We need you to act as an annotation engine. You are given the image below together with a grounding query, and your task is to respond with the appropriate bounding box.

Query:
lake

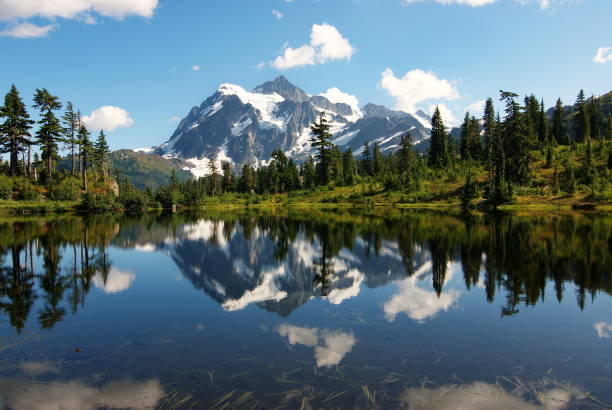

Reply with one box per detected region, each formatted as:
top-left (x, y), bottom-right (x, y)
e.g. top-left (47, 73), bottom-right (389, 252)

top-left (0, 209), bottom-right (610, 409)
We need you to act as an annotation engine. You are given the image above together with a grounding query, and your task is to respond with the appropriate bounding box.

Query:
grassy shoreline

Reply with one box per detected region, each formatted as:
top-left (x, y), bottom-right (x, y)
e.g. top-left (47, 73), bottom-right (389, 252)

top-left (0, 195), bottom-right (609, 214)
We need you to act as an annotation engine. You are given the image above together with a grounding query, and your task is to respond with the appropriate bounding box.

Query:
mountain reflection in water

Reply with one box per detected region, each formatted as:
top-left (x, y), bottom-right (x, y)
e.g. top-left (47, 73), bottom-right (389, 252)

top-left (0, 209), bottom-right (609, 409)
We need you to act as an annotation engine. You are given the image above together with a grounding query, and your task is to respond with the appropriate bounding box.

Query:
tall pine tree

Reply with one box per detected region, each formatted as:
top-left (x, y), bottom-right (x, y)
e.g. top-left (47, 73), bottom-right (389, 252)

top-left (62, 102), bottom-right (79, 176)
top-left (33, 88), bottom-right (62, 185)
top-left (309, 111), bottom-right (334, 185)
top-left (551, 98), bottom-right (567, 145)
top-left (428, 106), bottom-right (448, 168)
top-left (0, 85), bottom-right (33, 176)
top-left (574, 89), bottom-right (590, 142)
top-left (94, 130), bottom-right (110, 181)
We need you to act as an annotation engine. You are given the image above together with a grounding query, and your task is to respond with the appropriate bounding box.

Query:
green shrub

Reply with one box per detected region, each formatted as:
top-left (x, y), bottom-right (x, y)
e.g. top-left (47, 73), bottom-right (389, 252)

top-left (0, 175), bottom-right (13, 200)
top-left (49, 178), bottom-right (80, 201)
top-left (80, 192), bottom-right (117, 212)
top-left (13, 179), bottom-right (39, 201)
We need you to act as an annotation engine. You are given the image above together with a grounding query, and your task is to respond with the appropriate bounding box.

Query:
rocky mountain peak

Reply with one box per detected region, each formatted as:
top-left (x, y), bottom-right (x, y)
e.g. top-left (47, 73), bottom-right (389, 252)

top-left (254, 76), bottom-right (310, 102)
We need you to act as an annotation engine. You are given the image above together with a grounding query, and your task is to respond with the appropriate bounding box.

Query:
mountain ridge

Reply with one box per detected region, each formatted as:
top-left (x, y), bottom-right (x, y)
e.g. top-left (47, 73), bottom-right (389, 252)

top-left (151, 76), bottom-right (432, 176)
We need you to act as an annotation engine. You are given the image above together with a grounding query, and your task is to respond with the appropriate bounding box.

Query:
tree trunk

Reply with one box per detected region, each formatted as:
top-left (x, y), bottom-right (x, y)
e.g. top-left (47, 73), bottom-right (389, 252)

top-left (82, 159), bottom-right (88, 192)
top-left (9, 138), bottom-right (18, 177)
top-left (46, 154), bottom-right (52, 186)
top-left (71, 142), bottom-right (76, 176)
top-left (27, 143), bottom-right (31, 178)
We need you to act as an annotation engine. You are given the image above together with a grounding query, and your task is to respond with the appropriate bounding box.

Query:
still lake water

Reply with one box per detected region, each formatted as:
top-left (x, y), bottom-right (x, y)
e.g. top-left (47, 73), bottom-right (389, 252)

top-left (0, 209), bottom-right (610, 409)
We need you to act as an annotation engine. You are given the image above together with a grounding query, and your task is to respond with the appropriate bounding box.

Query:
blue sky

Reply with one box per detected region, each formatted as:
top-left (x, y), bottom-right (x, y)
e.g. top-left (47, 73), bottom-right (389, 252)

top-left (0, 0), bottom-right (610, 150)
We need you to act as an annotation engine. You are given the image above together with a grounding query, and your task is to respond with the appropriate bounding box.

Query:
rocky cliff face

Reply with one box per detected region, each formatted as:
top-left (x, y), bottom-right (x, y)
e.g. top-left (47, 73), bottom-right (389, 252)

top-left (154, 76), bottom-right (432, 177)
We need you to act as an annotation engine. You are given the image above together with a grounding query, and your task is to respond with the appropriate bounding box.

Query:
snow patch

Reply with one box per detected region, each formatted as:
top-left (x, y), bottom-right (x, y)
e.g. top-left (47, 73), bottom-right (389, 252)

top-left (218, 83), bottom-right (286, 130)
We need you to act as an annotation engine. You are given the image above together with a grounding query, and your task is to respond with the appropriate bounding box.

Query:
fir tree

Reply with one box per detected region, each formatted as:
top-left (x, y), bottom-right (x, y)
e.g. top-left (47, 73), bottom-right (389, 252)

top-left (208, 158), bottom-right (220, 195)
top-left (0, 85), bottom-right (33, 176)
top-left (78, 124), bottom-right (93, 191)
top-left (360, 141), bottom-right (372, 176)
top-left (309, 111), bottom-right (334, 185)
top-left (62, 102), bottom-right (79, 176)
top-left (551, 98), bottom-right (567, 145)
top-left (537, 98), bottom-right (548, 143)
top-left (287, 159), bottom-right (300, 191)
top-left (372, 142), bottom-right (383, 177)
top-left (574, 89), bottom-right (590, 142)
top-left (94, 130), bottom-right (110, 181)
top-left (460, 112), bottom-right (471, 161)
top-left (487, 113), bottom-right (509, 205)
top-left (398, 130), bottom-right (415, 187)
top-left (221, 161), bottom-right (234, 192)
top-left (303, 156), bottom-right (316, 189)
top-left (483, 98), bottom-right (496, 161)
top-left (428, 106), bottom-right (448, 168)
top-left (587, 95), bottom-right (604, 139)
top-left (33, 88), bottom-right (63, 185)
top-left (239, 164), bottom-right (256, 193)
top-left (342, 148), bottom-right (356, 186)
top-left (500, 90), bottom-right (532, 185)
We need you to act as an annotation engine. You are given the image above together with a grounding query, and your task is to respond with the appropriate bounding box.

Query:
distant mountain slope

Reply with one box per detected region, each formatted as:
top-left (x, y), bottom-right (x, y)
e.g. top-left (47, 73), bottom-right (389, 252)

top-left (109, 150), bottom-right (192, 189)
top-left (151, 76), bottom-right (432, 176)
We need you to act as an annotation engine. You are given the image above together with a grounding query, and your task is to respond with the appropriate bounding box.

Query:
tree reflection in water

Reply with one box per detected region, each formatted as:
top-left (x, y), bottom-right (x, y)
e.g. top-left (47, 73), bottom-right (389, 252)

top-left (0, 210), bottom-right (609, 331)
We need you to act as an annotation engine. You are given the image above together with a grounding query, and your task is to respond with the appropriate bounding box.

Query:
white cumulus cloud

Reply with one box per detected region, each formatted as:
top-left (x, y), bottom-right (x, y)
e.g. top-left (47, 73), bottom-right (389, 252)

top-left (0, 22), bottom-right (55, 38)
top-left (82, 106), bottom-right (134, 132)
top-left (593, 47), bottom-right (612, 64)
top-left (272, 9), bottom-right (283, 19)
top-left (191, 65), bottom-right (201, 71)
top-left (271, 23), bottom-right (355, 70)
top-left (465, 99), bottom-right (486, 116)
top-left (379, 68), bottom-right (460, 115)
top-left (0, 0), bottom-right (158, 21)
top-left (320, 87), bottom-right (361, 113)
top-left (0, 0), bottom-right (158, 38)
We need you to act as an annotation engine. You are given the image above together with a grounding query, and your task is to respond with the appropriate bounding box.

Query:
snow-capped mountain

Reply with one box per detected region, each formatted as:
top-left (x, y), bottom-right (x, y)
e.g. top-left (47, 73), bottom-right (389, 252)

top-left (155, 76), bottom-right (431, 177)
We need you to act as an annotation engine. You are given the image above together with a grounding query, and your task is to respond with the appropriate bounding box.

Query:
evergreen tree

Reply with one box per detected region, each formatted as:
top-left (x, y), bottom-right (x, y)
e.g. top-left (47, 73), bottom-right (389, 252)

top-left (342, 148), bottom-right (356, 186)
top-left (78, 124), bottom-right (93, 191)
top-left (551, 98), bottom-right (567, 145)
top-left (469, 116), bottom-right (482, 160)
top-left (574, 89), bottom-right (590, 142)
top-left (303, 156), bottom-right (316, 189)
top-left (360, 141), bottom-right (372, 176)
top-left (500, 90), bottom-right (532, 185)
top-left (428, 106), bottom-right (448, 168)
top-left (329, 145), bottom-right (344, 185)
top-left (483, 98), bottom-right (496, 161)
top-left (398, 130), bottom-right (415, 188)
top-left (239, 164), bottom-right (256, 193)
top-left (460, 112), bottom-right (471, 161)
top-left (537, 98), bottom-right (548, 143)
top-left (487, 113), bottom-right (510, 205)
top-left (94, 130), bottom-right (110, 181)
top-left (221, 161), bottom-right (234, 192)
top-left (372, 142), bottom-right (383, 177)
top-left (287, 159), bottom-right (300, 191)
top-left (580, 137), bottom-right (595, 185)
top-left (587, 95), bottom-right (604, 139)
top-left (33, 88), bottom-right (63, 185)
top-left (208, 158), bottom-right (220, 195)
top-left (0, 85), bottom-right (33, 176)
top-left (62, 102), bottom-right (79, 175)
top-left (309, 111), bottom-right (334, 185)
